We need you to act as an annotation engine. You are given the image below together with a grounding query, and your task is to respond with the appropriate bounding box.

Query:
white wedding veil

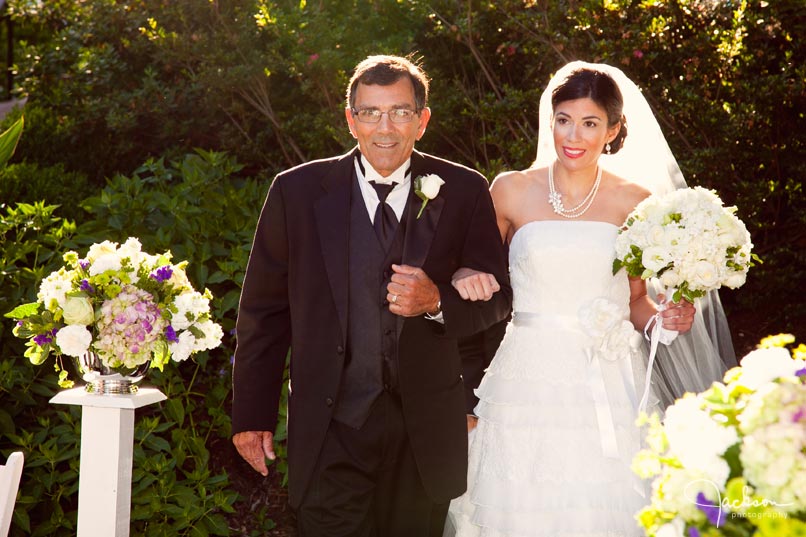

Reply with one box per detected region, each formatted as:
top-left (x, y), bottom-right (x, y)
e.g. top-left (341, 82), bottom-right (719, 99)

top-left (535, 61), bottom-right (737, 408)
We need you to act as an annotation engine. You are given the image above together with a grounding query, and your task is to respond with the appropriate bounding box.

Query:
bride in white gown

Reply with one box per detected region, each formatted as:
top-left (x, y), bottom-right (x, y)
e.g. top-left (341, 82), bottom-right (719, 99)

top-left (444, 63), bottom-right (720, 537)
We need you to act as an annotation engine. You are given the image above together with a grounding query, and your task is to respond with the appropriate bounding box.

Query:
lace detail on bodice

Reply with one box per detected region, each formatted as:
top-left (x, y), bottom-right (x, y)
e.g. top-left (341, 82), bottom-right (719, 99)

top-left (508, 220), bottom-right (629, 317)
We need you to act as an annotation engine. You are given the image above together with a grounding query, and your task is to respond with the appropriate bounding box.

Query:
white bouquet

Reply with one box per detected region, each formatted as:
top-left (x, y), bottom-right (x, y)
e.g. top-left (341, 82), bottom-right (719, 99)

top-left (6, 237), bottom-right (223, 387)
top-left (613, 186), bottom-right (755, 303)
top-left (633, 335), bottom-right (806, 537)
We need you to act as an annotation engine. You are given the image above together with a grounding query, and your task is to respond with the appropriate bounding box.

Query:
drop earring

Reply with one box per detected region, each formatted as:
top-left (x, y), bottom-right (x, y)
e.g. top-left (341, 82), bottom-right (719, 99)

top-left (605, 142), bottom-right (612, 154)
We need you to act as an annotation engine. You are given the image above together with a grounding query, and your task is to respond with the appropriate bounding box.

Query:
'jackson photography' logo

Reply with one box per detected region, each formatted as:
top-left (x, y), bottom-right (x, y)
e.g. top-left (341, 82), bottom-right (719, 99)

top-left (684, 479), bottom-right (794, 527)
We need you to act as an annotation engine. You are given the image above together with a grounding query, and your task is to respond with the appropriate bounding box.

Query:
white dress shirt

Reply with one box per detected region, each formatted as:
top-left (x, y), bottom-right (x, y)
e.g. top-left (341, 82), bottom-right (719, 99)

top-left (354, 155), bottom-right (411, 223)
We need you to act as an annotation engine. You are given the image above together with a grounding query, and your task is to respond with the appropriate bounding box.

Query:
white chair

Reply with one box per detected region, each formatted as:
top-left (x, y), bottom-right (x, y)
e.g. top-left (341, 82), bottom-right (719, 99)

top-left (0, 452), bottom-right (24, 537)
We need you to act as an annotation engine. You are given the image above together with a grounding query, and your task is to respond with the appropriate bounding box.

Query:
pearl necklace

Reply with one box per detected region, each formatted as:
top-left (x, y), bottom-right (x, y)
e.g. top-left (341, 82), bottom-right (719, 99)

top-left (547, 162), bottom-right (602, 219)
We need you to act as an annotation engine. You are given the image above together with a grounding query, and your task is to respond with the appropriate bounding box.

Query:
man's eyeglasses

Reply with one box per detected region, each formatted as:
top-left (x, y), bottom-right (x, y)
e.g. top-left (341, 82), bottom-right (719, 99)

top-left (351, 108), bottom-right (419, 124)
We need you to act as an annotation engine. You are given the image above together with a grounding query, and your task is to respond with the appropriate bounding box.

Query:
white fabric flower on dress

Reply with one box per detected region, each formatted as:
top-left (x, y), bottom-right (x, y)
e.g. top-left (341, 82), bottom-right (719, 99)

top-left (579, 297), bottom-right (622, 340)
top-left (579, 298), bottom-right (640, 361)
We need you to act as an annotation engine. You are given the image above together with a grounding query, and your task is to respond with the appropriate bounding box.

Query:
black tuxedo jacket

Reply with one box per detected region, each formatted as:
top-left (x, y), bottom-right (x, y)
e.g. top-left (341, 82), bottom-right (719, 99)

top-left (232, 148), bottom-right (512, 507)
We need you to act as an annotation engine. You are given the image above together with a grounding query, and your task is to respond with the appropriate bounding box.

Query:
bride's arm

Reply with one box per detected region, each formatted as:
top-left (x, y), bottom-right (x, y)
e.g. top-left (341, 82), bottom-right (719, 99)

top-left (628, 277), bottom-right (696, 334)
top-left (452, 268), bottom-right (501, 301)
top-left (451, 173), bottom-right (517, 301)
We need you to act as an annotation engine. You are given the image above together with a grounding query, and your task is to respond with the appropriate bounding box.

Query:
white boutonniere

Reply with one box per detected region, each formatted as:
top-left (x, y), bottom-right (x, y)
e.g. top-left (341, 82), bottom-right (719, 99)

top-left (414, 174), bottom-right (445, 219)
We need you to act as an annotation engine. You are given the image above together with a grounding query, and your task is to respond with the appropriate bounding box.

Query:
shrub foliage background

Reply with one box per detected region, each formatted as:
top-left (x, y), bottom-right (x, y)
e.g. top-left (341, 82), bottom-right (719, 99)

top-left (1, 0), bottom-right (803, 534)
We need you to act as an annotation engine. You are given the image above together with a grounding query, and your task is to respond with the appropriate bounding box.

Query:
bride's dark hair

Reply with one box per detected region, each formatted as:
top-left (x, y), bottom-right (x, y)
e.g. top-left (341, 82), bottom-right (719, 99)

top-left (551, 68), bottom-right (628, 153)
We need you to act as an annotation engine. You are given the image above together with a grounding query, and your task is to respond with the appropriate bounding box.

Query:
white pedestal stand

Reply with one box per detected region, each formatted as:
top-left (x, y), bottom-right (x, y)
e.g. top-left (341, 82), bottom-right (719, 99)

top-left (50, 387), bottom-right (167, 537)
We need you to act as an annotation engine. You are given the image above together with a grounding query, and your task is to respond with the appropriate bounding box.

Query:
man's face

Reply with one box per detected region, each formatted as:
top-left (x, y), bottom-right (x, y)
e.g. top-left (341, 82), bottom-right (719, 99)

top-left (345, 78), bottom-right (431, 177)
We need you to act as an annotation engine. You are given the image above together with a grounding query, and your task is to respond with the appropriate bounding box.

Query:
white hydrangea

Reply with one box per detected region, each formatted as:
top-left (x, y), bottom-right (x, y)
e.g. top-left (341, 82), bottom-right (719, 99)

top-left (663, 395), bottom-right (739, 488)
top-left (738, 380), bottom-right (806, 512)
top-left (168, 330), bottom-right (196, 362)
top-left (735, 347), bottom-right (802, 390)
top-left (88, 252), bottom-right (123, 276)
top-left (171, 291), bottom-right (211, 330)
top-left (652, 466), bottom-right (710, 522)
top-left (192, 319), bottom-right (224, 353)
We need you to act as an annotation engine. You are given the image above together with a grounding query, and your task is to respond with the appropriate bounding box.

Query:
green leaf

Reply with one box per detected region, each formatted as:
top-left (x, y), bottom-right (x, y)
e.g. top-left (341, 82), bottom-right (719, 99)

top-left (5, 301), bottom-right (41, 319)
top-left (0, 116), bottom-right (24, 167)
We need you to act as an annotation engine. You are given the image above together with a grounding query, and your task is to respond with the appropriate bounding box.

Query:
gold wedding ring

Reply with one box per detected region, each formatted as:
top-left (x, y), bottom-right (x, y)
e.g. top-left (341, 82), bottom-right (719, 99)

top-left (391, 294), bottom-right (398, 304)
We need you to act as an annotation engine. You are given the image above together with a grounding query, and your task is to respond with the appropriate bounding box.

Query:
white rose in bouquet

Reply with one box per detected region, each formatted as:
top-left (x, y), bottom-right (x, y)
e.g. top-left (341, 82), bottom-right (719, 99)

top-left (62, 296), bottom-right (95, 326)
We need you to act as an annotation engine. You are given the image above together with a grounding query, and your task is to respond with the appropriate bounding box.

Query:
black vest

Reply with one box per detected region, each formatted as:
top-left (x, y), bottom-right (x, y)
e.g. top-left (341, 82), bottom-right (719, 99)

top-left (332, 175), bottom-right (407, 428)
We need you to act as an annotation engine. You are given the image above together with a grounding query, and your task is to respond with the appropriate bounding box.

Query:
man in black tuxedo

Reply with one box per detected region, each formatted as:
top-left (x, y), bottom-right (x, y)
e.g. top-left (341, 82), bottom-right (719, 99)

top-left (231, 55), bottom-right (511, 536)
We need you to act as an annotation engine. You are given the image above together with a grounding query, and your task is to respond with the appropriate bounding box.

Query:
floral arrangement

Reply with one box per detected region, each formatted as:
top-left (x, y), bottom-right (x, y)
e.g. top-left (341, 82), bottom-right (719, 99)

top-left (633, 334), bottom-right (806, 537)
top-left (6, 237), bottom-right (223, 387)
top-left (613, 186), bottom-right (755, 303)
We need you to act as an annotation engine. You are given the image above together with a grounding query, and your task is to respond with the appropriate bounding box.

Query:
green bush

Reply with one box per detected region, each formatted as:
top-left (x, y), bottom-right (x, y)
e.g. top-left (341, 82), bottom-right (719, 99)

top-left (0, 161), bottom-right (92, 214)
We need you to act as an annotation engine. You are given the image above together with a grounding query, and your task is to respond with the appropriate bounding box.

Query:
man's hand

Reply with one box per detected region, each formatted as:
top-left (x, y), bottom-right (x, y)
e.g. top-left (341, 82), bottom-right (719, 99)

top-left (233, 430), bottom-right (275, 476)
top-left (466, 415), bottom-right (479, 433)
top-left (451, 267), bottom-right (500, 302)
top-left (387, 264), bottom-right (440, 317)
top-left (657, 294), bottom-right (696, 334)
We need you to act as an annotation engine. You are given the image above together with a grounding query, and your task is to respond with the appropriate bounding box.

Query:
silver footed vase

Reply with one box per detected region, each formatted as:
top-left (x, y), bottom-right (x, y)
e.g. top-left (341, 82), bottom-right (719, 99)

top-left (74, 352), bottom-right (150, 395)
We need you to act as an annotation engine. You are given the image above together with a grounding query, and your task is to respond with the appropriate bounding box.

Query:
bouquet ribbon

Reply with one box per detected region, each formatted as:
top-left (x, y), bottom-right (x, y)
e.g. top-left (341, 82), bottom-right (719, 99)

top-left (639, 294), bottom-right (679, 413)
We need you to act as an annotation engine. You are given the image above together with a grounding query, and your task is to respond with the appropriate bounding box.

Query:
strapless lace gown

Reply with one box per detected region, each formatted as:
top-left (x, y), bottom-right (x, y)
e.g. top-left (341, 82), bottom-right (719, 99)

top-left (447, 221), bottom-right (653, 537)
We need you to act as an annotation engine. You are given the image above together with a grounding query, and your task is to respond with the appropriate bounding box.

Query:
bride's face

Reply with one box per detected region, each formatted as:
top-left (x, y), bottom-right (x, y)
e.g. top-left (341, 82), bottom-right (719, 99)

top-left (552, 97), bottom-right (619, 171)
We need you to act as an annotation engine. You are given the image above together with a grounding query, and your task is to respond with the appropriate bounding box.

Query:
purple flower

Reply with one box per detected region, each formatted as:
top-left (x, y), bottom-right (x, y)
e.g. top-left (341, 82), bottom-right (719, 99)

top-left (696, 492), bottom-right (724, 527)
top-left (796, 367), bottom-right (806, 379)
top-left (794, 408), bottom-right (806, 423)
top-left (165, 325), bottom-right (178, 343)
top-left (79, 279), bottom-right (95, 293)
top-left (688, 528), bottom-right (700, 537)
top-left (150, 265), bottom-right (173, 283)
top-left (79, 259), bottom-right (90, 270)
top-left (33, 333), bottom-right (53, 346)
